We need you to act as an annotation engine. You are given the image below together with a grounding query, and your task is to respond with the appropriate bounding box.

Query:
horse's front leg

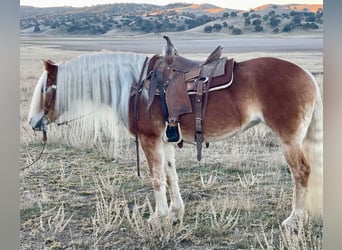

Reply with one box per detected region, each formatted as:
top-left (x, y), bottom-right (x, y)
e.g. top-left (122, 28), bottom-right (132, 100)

top-left (139, 135), bottom-right (169, 221)
top-left (164, 143), bottom-right (184, 224)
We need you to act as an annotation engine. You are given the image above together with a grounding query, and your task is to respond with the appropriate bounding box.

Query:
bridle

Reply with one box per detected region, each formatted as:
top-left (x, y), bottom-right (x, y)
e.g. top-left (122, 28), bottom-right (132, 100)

top-left (43, 84), bottom-right (57, 117)
top-left (21, 68), bottom-right (58, 171)
top-left (42, 66), bottom-right (58, 121)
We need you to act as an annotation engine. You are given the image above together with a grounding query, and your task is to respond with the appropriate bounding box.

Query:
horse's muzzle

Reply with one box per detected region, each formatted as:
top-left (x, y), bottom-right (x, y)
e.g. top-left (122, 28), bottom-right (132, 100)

top-left (29, 115), bottom-right (49, 132)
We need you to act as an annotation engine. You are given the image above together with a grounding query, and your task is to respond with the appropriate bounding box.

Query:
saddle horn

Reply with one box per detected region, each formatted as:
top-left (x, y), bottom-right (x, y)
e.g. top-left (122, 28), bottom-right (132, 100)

top-left (162, 36), bottom-right (179, 61)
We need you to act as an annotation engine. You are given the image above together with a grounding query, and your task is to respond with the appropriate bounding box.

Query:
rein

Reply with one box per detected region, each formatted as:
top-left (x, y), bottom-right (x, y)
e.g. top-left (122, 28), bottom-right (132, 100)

top-left (21, 131), bottom-right (47, 171)
top-left (135, 57), bottom-right (149, 177)
top-left (56, 112), bottom-right (94, 126)
top-left (22, 112), bottom-right (93, 171)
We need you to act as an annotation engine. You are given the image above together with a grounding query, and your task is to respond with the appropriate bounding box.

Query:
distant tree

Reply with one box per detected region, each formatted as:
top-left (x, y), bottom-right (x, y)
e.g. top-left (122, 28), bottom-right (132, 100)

top-left (273, 27), bottom-right (280, 33)
top-left (290, 10), bottom-right (296, 16)
top-left (222, 12), bottom-right (229, 18)
top-left (230, 11), bottom-right (238, 17)
top-left (134, 16), bottom-right (143, 24)
top-left (204, 25), bottom-right (212, 33)
top-left (232, 27), bottom-right (242, 35)
top-left (222, 21), bottom-right (228, 28)
top-left (268, 10), bottom-right (276, 16)
top-left (244, 19), bottom-right (251, 26)
top-left (34, 24), bottom-right (40, 32)
top-left (242, 12), bottom-right (249, 18)
top-left (282, 24), bottom-right (292, 32)
top-left (316, 8), bottom-right (323, 24)
top-left (251, 13), bottom-right (261, 19)
top-left (291, 14), bottom-right (302, 27)
top-left (176, 25), bottom-right (185, 31)
top-left (270, 18), bottom-right (281, 27)
top-left (155, 22), bottom-right (163, 32)
top-left (252, 19), bottom-right (262, 26)
top-left (316, 8), bottom-right (323, 19)
top-left (303, 22), bottom-right (319, 30)
top-left (213, 23), bottom-right (222, 31)
top-left (140, 19), bottom-right (153, 33)
top-left (282, 13), bottom-right (290, 19)
top-left (305, 15), bottom-right (316, 22)
top-left (254, 24), bottom-right (263, 32)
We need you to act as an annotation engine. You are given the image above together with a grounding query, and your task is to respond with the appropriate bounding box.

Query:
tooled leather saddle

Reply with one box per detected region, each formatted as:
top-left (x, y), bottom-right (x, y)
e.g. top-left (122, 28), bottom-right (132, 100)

top-left (134, 36), bottom-right (235, 161)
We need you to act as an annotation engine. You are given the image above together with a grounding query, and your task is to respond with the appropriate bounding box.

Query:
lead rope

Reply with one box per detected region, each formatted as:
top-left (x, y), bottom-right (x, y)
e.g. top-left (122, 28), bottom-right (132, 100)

top-left (21, 131), bottom-right (47, 171)
top-left (22, 111), bottom-right (94, 171)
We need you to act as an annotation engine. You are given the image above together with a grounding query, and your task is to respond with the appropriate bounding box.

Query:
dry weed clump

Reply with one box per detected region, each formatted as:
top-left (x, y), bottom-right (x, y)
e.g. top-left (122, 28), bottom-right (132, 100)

top-left (123, 196), bottom-right (194, 249)
top-left (253, 217), bottom-right (323, 250)
top-left (91, 187), bottom-right (123, 246)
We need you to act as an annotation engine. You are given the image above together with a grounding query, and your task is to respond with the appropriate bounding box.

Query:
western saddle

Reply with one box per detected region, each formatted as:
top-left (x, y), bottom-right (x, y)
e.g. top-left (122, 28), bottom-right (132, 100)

top-left (135, 36), bottom-right (234, 161)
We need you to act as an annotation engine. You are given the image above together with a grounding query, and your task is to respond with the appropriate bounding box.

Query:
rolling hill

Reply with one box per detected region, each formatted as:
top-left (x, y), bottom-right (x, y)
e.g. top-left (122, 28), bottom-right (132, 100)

top-left (20, 3), bottom-right (323, 36)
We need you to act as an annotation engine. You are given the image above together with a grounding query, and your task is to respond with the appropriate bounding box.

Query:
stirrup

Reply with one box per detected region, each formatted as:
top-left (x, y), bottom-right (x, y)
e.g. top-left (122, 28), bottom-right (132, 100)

top-left (163, 122), bottom-right (182, 144)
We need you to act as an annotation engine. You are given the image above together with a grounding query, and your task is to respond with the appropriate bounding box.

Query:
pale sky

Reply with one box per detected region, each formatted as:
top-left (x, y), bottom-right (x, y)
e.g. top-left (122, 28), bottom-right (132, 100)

top-left (20, 0), bottom-right (323, 11)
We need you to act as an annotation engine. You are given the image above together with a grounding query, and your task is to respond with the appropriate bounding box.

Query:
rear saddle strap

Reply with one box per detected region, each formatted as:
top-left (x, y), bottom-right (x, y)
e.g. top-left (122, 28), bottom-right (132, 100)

top-left (195, 58), bottom-right (221, 161)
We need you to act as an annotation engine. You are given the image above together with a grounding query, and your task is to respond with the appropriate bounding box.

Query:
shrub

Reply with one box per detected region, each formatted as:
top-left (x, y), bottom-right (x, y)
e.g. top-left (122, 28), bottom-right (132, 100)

top-left (204, 25), bottom-right (212, 33)
top-left (33, 24), bottom-right (40, 32)
top-left (282, 24), bottom-right (292, 32)
top-left (244, 19), bottom-right (251, 26)
top-left (270, 18), bottom-right (281, 27)
top-left (232, 27), bottom-right (242, 35)
top-left (252, 19), bottom-right (262, 26)
top-left (243, 12), bottom-right (249, 18)
top-left (255, 25), bottom-right (263, 32)
top-left (213, 23), bottom-right (222, 31)
top-left (303, 22), bottom-right (319, 30)
top-left (222, 12), bottom-right (229, 18)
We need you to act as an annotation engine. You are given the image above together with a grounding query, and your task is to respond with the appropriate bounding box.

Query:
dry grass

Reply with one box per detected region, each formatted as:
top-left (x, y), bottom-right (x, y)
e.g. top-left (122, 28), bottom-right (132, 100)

top-left (20, 37), bottom-right (323, 249)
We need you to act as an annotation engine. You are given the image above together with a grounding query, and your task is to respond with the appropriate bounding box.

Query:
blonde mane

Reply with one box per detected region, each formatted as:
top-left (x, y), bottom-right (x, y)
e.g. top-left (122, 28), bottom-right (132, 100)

top-left (56, 52), bottom-right (147, 123)
top-left (53, 51), bottom-right (148, 151)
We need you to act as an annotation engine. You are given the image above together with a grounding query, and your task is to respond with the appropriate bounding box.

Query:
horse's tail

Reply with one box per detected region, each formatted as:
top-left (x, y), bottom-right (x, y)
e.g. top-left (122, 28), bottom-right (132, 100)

top-left (303, 74), bottom-right (323, 216)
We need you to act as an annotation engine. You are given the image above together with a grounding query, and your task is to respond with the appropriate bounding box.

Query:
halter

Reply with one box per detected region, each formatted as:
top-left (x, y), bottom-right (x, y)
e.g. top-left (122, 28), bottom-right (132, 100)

top-left (22, 70), bottom-right (57, 170)
top-left (43, 84), bottom-right (57, 116)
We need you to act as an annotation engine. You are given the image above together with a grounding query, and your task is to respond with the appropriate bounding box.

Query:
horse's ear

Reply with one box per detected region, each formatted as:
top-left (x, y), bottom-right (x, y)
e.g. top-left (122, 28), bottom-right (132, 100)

top-left (42, 59), bottom-right (57, 72)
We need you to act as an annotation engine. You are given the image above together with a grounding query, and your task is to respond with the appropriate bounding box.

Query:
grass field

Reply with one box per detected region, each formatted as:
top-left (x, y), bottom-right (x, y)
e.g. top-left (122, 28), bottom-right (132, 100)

top-left (20, 36), bottom-right (323, 249)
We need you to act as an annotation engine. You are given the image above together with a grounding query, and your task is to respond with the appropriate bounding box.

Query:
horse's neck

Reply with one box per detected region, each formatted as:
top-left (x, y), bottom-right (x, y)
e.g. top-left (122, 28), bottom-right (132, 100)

top-left (55, 53), bottom-right (146, 124)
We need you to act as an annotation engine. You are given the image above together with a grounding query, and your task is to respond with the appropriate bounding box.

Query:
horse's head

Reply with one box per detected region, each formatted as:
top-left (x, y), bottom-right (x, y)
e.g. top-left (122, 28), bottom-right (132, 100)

top-left (28, 59), bottom-right (58, 132)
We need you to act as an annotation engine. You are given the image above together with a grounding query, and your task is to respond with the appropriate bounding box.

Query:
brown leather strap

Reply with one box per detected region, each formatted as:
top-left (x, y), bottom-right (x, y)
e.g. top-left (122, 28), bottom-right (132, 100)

top-left (135, 57), bottom-right (149, 177)
top-left (195, 78), bottom-right (204, 161)
top-left (194, 60), bottom-right (220, 161)
top-left (202, 59), bottom-right (221, 116)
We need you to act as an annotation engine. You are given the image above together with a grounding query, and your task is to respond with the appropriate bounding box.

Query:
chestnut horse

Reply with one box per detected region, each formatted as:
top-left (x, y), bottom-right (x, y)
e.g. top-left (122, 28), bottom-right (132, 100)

top-left (28, 45), bottom-right (322, 227)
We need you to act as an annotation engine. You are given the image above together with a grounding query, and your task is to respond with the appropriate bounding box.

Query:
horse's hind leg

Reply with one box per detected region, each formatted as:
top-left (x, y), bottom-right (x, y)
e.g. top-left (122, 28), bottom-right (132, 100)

top-left (139, 135), bottom-right (169, 221)
top-left (281, 143), bottom-right (310, 226)
top-left (164, 143), bottom-right (184, 224)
